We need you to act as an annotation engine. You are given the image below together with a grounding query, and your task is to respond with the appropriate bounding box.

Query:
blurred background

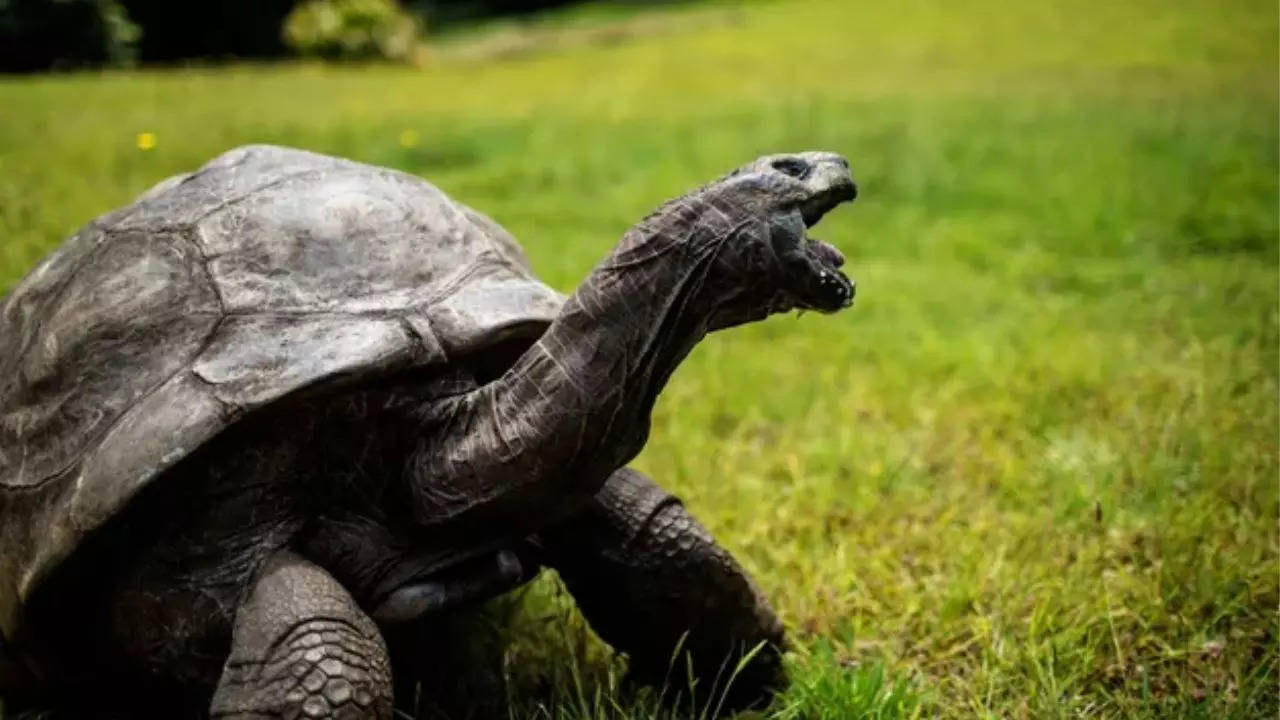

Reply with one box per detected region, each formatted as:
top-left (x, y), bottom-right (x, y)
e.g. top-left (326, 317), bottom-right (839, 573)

top-left (1, 0), bottom-right (588, 70)
top-left (0, 0), bottom-right (1276, 718)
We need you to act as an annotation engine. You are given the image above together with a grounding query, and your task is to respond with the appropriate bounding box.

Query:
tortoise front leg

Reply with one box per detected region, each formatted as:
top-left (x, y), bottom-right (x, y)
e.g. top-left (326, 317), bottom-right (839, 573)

top-left (538, 468), bottom-right (787, 712)
top-left (210, 549), bottom-right (393, 719)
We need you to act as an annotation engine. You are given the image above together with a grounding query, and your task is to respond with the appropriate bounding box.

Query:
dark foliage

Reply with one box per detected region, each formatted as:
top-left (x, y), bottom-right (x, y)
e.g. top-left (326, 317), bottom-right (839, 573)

top-left (0, 0), bottom-right (137, 72)
top-left (119, 0), bottom-right (297, 62)
top-left (0, 0), bottom-right (599, 71)
top-left (409, 0), bottom-right (580, 27)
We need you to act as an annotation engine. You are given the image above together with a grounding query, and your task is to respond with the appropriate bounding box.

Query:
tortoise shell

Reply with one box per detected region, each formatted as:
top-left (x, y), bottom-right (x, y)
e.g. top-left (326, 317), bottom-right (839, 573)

top-left (0, 145), bottom-right (564, 636)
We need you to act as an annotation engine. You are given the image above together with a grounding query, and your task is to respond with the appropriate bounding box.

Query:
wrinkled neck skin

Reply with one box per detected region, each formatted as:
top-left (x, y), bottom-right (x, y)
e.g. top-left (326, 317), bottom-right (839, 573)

top-left (410, 198), bottom-right (744, 534)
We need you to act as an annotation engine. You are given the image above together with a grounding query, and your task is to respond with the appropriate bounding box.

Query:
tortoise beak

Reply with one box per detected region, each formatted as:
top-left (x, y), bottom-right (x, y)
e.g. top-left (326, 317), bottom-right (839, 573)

top-left (799, 156), bottom-right (857, 228)
top-left (785, 155), bottom-right (857, 312)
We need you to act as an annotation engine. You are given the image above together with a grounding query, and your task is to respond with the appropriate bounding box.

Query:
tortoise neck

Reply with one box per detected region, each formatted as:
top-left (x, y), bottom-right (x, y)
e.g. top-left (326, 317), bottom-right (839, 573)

top-left (409, 202), bottom-right (733, 528)
top-left (505, 209), bottom-right (732, 475)
top-left (535, 225), bottom-right (723, 462)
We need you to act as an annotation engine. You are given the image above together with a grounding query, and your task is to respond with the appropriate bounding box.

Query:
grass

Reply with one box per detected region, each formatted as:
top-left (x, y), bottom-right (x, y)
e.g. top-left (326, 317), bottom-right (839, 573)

top-left (0, 0), bottom-right (1277, 717)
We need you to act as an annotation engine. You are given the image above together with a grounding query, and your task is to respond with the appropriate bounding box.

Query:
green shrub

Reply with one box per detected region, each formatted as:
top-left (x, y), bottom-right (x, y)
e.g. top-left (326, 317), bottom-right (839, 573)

top-left (282, 0), bottom-right (422, 62)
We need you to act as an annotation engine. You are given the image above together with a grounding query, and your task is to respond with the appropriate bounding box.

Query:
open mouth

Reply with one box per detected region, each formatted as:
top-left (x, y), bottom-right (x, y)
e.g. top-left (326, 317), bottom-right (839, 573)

top-left (782, 183), bottom-right (857, 313)
top-left (800, 180), bottom-right (857, 228)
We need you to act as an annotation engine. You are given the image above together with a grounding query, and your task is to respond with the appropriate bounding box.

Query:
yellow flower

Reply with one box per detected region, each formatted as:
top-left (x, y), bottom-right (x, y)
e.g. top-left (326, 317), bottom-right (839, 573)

top-left (398, 129), bottom-right (419, 148)
top-left (136, 132), bottom-right (157, 151)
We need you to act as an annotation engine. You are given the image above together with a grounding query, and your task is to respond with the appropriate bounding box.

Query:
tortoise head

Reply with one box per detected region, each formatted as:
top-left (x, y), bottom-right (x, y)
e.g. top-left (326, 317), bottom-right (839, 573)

top-left (686, 151), bottom-right (858, 329)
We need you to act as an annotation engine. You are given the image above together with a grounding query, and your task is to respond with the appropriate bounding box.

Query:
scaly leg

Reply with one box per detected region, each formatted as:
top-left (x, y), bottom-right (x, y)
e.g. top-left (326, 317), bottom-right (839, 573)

top-left (539, 467), bottom-right (787, 712)
top-left (210, 550), bottom-right (393, 719)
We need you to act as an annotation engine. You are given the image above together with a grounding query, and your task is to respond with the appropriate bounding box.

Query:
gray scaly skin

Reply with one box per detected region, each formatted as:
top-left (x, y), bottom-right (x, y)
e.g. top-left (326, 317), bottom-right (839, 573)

top-left (374, 151), bottom-right (856, 712)
top-left (405, 153), bottom-right (855, 538)
top-left (540, 468), bottom-right (790, 710)
top-left (4, 151), bottom-right (856, 718)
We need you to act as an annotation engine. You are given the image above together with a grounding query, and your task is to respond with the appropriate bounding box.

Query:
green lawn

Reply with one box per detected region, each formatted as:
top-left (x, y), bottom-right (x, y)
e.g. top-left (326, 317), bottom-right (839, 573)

top-left (1, 0), bottom-right (1277, 717)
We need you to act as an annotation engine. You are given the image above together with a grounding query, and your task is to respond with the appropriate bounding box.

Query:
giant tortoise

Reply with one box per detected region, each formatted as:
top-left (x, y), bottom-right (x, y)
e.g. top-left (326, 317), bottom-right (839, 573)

top-left (0, 145), bottom-right (856, 717)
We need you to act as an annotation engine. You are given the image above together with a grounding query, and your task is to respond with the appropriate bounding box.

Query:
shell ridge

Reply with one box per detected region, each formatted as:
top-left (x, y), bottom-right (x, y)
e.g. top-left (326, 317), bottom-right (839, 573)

top-left (183, 227), bottom-right (229, 315)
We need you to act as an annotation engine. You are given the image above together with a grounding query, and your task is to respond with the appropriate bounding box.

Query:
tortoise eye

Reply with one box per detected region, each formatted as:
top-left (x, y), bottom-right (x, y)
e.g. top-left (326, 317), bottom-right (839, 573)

top-left (771, 157), bottom-right (810, 179)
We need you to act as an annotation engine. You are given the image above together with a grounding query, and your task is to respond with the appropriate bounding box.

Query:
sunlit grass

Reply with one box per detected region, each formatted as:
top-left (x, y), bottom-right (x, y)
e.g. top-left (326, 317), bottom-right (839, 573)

top-left (0, 0), bottom-right (1276, 717)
